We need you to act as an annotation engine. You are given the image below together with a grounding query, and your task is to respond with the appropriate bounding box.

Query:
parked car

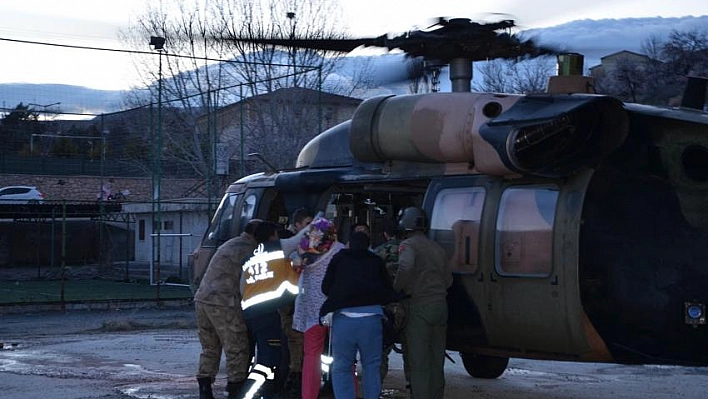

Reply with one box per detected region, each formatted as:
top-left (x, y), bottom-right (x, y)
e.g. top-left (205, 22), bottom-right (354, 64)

top-left (0, 186), bottom-right (45, 204)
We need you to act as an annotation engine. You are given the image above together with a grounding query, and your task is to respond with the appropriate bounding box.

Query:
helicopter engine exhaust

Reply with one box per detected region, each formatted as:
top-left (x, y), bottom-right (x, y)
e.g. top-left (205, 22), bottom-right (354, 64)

top-left (350, 93), bottom-right (629, 178)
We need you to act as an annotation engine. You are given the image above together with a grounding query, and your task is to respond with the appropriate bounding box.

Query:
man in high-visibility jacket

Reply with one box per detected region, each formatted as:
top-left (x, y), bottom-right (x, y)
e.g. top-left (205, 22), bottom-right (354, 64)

top-left (237, 221), bottom-right (301, 399)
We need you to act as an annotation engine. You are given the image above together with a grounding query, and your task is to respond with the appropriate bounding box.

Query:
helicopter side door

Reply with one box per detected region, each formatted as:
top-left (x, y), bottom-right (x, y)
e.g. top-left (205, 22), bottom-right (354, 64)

top-left (425, 176), bottom-right (492, 352)
top-left (483, 174), bottom-right (590, 356)
top-left (426, 172), bottom-right (591, 356)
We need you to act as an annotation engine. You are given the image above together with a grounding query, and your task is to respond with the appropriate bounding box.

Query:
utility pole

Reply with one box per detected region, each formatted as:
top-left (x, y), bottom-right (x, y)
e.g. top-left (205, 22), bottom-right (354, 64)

top-left (149, 35), bottom-right (166, 300)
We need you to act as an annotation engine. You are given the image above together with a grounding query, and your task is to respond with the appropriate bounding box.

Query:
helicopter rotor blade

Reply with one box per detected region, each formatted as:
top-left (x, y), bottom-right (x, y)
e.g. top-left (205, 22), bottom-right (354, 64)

top-left (228, 17), bottom-right (561, 93)
top-left (229, 17), bottom-right (559, 62)
top-left (229, 36), bottom-right (386, 53)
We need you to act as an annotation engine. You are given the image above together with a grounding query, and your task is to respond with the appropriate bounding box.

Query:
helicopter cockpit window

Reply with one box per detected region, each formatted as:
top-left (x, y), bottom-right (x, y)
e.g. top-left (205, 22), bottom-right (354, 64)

top-left (203, 193), bottom-right (240, 247)
top-left (495, 186), bottom-right (558, 277)
top-left (430, 187), bottom-right (486, 274)
top-left (240, 194), bottom-right (257, 225)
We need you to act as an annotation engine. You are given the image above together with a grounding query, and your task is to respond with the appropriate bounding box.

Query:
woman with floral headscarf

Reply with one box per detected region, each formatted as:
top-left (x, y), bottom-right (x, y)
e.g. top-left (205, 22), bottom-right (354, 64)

top-left (292, 217), bottom-right (345, 399)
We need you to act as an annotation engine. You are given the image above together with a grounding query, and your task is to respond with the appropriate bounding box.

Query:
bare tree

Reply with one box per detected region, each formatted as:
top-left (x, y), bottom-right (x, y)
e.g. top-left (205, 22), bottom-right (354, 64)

top-left (662, 29), bottom-right (708, 77)
top-left (641, 34), bottom-right (664, 61)
top-left (213, 0), bottom-right (365, 171)
top-left (509, 57), bottom-right (555, 94)
top-left (594, 56), bottom-right (648, 102)
top-left (596, 28), bottom-right (708, 105)
top-left (473, 57), bottom-right (554, 94)
top-left (118, 0), bottom-right (371, 186)
top-left (473, 59), bottom-right (510, 93)
top-left (117, 0), bottom-right (238, 189)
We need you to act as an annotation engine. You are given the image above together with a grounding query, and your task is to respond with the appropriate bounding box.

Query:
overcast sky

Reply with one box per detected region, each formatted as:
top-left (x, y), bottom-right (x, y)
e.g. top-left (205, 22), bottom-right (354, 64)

top-left (0, 0), bottom-right (707, 90)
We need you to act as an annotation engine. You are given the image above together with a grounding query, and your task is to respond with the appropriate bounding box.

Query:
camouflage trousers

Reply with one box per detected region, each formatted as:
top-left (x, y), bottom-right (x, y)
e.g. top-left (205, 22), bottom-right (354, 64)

top-left (278, 302), bottom-right (304, 372)
top-left (195, 301), bottom-right (250, 383)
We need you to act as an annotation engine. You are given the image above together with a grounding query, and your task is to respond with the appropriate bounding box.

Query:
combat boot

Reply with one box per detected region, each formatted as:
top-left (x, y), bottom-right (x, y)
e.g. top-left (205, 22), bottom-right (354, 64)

top-left (283, 371), bottom-right (302, 399)
top-left (226, 380), bottom-right (246, 399)
top-left (197, 377), bottom-right (215, 399)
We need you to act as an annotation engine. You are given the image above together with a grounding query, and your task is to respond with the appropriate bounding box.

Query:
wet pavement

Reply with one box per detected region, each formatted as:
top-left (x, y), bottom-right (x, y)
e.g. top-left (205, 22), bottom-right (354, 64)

top-left (0, 305), bottom-right (409, 399)
top-left (1, 305), bottom-right (708, 399)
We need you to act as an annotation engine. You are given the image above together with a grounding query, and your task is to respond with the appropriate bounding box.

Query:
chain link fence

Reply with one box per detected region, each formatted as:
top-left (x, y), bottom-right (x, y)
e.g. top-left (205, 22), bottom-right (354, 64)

top-left (0, 35), bottom-right (359, 306)
top-left (0, 199), bottom-right (213, 306)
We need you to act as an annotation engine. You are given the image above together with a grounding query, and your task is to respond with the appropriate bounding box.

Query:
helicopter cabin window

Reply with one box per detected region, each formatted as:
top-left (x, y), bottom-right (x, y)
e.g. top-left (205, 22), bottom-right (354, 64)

top-left (495, 186), bottom-right (558, 277)
top-left (203, 192), bottom-right (240, 247)
top-left (240, 194), bottom-right (257, 225)
top-left (430, 187), bottom-right (486, 274)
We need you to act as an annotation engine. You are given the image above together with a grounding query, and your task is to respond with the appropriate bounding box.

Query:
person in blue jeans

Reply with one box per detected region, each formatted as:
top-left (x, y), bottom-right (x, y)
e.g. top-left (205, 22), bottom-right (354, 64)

top-left (320, 231), bottom-right (404, 399)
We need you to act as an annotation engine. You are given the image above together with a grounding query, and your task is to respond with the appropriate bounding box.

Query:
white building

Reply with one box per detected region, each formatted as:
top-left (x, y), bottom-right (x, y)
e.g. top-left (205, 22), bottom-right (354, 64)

top-left (123, 199), bottom-right (212, 279)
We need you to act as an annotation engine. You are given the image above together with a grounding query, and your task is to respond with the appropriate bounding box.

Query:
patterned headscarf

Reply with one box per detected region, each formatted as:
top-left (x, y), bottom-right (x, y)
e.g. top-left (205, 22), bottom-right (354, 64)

top-left (298, 217), bottom-right (337, 265)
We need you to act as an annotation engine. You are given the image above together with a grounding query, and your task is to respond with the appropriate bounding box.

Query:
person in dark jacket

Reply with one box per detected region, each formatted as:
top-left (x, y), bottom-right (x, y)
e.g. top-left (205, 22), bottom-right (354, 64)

top-left (320, 231), bottom-right (403, 399)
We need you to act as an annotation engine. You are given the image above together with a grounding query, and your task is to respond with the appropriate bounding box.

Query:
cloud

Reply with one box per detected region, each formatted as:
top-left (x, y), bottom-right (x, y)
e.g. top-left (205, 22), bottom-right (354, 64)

top-left (522, 16), bottom-right (708, 68)
top-left (4, 15), bottom-right (707, 113)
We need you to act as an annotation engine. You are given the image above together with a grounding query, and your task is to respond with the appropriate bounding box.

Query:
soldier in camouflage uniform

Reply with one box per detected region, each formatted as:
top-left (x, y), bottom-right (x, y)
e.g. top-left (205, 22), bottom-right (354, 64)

top-left (373, 219), bottom-right (407, 382)
top-left (194, 219), bottom-right (262, 399)
top-left (374, 221), bottom-right (401, 278)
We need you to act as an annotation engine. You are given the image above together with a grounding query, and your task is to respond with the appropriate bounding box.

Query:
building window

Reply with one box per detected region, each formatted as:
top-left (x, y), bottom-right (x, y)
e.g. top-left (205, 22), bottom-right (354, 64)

top-left (164, 220), bottom-right (174, 230)
top-left (139, 219), bottom-right (145, 241)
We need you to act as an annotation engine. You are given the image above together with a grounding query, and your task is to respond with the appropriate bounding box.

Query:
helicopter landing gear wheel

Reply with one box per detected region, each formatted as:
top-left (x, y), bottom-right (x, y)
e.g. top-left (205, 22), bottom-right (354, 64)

top-left (459, 353), bottom-right (509, 379)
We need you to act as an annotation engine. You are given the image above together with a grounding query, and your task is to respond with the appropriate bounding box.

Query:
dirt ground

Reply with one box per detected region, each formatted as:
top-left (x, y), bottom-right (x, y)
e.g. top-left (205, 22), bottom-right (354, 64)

top-left (0, 262), bottom-right (176, 283)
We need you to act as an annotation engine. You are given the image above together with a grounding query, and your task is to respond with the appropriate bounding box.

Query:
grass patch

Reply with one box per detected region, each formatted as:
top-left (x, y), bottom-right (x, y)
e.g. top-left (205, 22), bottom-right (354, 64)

top-left (0, 280), bottom-right (193, 304)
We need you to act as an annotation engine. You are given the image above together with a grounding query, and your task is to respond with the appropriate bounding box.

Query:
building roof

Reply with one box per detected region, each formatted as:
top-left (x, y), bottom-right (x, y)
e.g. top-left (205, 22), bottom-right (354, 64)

top-left (247, 87), bottom-right (362, 105)
top-left (599, 50), bottom-right (650, 62)
top-left (213, 87), bottom-right (362, 117)
top-left (196, 86), bottom-right (363, 127)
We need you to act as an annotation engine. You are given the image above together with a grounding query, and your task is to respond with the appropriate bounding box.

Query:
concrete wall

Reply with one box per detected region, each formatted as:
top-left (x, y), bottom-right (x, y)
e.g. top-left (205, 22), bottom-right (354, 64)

top-left (0, 174), bottom-right (205, 202)
top-left (0, 220), bottom-right (131, 267)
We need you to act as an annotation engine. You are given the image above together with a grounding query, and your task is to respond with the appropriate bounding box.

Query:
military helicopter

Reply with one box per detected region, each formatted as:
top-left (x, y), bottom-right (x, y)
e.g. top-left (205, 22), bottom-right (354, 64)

top-left (189, 17), bottom-right (708, 379)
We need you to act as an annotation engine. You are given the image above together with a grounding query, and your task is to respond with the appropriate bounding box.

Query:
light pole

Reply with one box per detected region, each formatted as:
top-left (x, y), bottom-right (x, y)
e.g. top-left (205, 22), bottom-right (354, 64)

top-left (149, 36), bottom-right (165, 299)
top-left (287, 11), bottom-right (296, 87)
top-left (149, 36), bottom-right (165, 203)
